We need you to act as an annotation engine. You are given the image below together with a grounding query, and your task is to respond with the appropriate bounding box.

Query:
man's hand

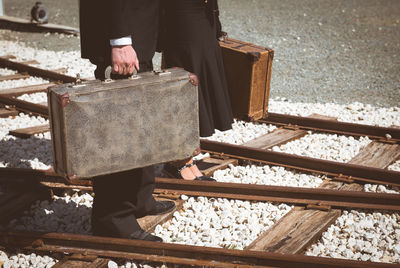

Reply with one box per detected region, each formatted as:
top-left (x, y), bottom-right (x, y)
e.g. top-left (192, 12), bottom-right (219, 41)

top-left (111, 45), bottom-right (140, 75)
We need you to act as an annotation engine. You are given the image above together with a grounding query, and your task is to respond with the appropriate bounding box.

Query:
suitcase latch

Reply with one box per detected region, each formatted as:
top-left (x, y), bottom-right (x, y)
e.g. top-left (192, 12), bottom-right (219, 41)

top-left (154, 70), bottom-right (171, 76)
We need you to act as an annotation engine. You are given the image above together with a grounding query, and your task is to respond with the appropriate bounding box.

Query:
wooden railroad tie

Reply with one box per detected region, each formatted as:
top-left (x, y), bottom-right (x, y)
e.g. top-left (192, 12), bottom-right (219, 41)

top-left (244, 119), bottom-right (399, 254)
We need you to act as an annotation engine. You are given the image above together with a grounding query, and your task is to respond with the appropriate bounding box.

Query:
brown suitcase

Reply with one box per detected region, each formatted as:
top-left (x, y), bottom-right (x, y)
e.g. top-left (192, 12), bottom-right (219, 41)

top-left (219, 37), bottom-right (274, 121)
top-left (48, 68), bottom-right (199, 179)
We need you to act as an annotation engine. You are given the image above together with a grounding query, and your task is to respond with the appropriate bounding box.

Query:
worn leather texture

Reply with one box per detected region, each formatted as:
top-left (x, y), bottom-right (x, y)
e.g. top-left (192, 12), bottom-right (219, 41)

top-left (219, 37), bottom-right (274, 121)
top-left (48, 69), bottom-right (199, 179)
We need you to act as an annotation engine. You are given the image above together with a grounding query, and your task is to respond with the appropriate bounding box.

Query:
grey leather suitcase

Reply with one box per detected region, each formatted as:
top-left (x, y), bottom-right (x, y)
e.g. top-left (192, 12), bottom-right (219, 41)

top-left (48, 68), bottom-right (199, 179)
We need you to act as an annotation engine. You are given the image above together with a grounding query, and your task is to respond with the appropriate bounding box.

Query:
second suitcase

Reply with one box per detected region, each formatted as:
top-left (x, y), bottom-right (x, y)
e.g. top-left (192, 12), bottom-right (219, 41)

top-left (48, 68), bottom-right (199, 179)
top-left (219, 37), bottom-right (274, 121)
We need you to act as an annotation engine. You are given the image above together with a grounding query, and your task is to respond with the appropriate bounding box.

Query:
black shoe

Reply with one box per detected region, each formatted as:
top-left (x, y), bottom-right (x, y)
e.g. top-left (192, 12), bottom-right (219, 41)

top-left (129, 229), bottom-right (163, 242)
top-left (147, 201), bottom-right (176, 216)
top-left (195, 175), bottom-right (216, 181)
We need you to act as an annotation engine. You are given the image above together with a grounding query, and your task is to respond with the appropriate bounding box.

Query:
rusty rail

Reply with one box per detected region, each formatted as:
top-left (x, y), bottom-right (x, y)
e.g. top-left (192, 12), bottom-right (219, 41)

top-left (0, 231), bottom-right (395, 267)
top-left (0, 167), bottom-right (91, 186)
top-left (1, 168), bottom-right (399, 212)
top-left (0, 56), bottom-right (77, 83)
top-left (0, 94), bottom-right (48, 117)
top-left (154, 178), bottom-right (400, 212)
top-left (201, 140), bottom-right (400, 187)
top-left (260, 113), bottom-right (400, 142)
top-left (0, 83), bottom-right (57, 97)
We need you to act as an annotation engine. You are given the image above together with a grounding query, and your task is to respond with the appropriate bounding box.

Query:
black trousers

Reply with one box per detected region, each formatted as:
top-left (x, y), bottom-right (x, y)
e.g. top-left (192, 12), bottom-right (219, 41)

top-left (91, 60), bottom-right (156, 238)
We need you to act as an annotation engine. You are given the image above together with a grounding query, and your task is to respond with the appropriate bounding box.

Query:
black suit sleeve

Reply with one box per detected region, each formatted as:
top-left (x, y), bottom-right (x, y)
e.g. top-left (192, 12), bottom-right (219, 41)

top-left (80, 0), bottom-right (159, 63)
top-left (109, 0), bottom-right (137, 39)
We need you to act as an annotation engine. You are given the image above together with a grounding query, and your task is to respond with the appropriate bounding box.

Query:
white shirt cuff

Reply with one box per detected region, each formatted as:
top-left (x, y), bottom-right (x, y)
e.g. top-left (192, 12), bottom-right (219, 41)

top-left (110, 36), bottom-right (132, 46)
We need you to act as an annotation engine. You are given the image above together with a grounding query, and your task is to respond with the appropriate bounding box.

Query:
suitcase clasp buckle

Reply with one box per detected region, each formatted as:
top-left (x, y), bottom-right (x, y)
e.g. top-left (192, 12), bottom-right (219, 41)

top-left (154, 70), bottom-right (171, 76)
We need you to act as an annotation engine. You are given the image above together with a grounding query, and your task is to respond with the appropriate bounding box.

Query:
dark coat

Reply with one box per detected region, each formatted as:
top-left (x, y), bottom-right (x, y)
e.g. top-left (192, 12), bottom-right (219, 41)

top-left (157, 0), bottom-right (224, 53)
top-left (79, 0), bottom-right (160, 64)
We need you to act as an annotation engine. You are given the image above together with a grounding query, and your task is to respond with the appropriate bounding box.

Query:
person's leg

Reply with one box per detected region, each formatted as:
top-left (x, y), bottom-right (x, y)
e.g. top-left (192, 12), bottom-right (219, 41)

top-left (91, 61), bottom-right (174, 240)
top-left (91, 168), bottom-right (161, 240)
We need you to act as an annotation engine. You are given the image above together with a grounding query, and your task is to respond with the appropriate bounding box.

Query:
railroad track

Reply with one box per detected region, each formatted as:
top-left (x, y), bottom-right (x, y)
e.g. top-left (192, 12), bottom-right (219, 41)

top-left (1, 56), bottom-right (400, 267)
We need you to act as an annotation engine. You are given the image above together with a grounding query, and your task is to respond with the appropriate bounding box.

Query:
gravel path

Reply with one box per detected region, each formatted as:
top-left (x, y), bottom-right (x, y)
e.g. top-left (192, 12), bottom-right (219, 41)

top-left (306, 210), bottom-right (400, 263)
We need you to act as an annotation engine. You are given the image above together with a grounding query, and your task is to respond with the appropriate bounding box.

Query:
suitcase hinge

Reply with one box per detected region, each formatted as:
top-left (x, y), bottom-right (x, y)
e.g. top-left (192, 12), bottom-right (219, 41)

top-left (58, 93), bottom-right (70, 107)
top-left (189, 73), bottom-right (199, 86)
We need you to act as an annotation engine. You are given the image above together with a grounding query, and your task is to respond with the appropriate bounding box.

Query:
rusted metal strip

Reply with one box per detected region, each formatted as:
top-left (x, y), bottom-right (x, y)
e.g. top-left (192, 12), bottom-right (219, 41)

top-left (52, 68), bottom-right (68, 74)
top-left (0, 83), bottom-right (57, 97)
top-left (0, 56), bottom-right (77, 83)
top-left (308, 113), bottom-right (338, 121)
top-left (0, 231), bottom-right (393, 267)
top-left (201, 140), bottom-right (400, 187)
top-left (0, 94), bottom-right (48, 117)
top-left (0, 167), bottom-right (92, 186)
top-left (260, 113), bottom-right (400, 141)
top-left (20, 60), bottom-right (40, 65)
top-left (1, 167), bottom-right (399, 211)
top-left (0, 72), bottom-right (30, 82)
top-left (9, 124), bottom-right (50, 138)
top-left (155, 178), bottom-right (400, 212)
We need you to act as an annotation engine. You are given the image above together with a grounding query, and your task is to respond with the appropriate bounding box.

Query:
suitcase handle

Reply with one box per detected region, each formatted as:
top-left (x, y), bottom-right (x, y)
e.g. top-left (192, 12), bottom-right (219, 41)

top-left (104, 66), bottom-right (139, 83)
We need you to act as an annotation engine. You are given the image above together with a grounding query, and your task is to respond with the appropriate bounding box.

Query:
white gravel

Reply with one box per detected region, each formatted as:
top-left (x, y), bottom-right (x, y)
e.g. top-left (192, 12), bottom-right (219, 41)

top-left (0, 113), bottom-right (48, 136)
top-left (118, 261), bottom-right (167, 268)
top-left (0, 40), bottom-right (95, 79)
top-left (0, 77), bottom-right (48, 91)
top-left (153, 196), bottom-right (293, 250)
top-left (364, 184), bottom-right (400, 195)
top-left (269, 98), bottom-right (400, 128)
top-left (205, 119), bottom-right (277, 145)
top-left (17, 92), bottom-right (48, 104)
top-left (271, 133), bottom-right (372, 163)
top-left (213, 164), bottom-right (325, 188)
top-left (0, 68), bottom-right (16, 76)
top-left (306, 210), bottom-right (400, 263)
top-left (388, 160), bottom-right (400, 172)
top-left (0, 251), bottom-right (58, 268)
